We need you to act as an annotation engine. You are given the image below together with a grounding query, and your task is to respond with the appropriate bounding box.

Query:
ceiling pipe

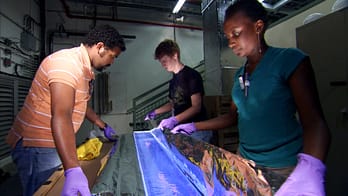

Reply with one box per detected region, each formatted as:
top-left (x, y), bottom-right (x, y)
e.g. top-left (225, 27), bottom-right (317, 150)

top-left (60, 0), bottom-right (202, 31)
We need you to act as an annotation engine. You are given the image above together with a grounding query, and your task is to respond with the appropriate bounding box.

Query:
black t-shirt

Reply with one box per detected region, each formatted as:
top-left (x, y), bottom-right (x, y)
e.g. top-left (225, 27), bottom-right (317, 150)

top-left (169, 66), bottom-right (207, 123)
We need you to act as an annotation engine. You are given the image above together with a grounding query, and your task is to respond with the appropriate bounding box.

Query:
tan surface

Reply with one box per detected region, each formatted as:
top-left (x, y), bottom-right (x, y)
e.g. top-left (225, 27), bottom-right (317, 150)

top-left (34, 142), bottom-right (113, 196)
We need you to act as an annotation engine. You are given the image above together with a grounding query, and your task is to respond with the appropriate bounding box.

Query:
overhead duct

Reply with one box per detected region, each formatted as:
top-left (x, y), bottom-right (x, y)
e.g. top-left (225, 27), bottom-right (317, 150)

top-left (60, 0), bottom-right (203, 30)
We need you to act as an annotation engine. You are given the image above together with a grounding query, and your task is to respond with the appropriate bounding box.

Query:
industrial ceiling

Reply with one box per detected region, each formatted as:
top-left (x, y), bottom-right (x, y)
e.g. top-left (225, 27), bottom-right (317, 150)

top-left (61, 0), bottom-right (325, 30)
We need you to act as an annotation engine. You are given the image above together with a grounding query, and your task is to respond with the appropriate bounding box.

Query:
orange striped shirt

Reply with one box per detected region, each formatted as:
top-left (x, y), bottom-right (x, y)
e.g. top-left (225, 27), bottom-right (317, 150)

top-left (6, 44), bottom-right (95, 148)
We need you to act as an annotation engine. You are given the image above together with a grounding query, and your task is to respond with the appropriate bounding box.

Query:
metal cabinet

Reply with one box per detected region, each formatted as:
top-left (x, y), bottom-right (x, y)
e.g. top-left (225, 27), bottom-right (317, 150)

top-left (296, 7), bottom-right (348, 196)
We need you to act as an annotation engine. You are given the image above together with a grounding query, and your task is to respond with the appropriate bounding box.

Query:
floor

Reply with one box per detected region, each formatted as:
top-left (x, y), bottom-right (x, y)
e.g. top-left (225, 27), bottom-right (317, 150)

top-left (0, 174), bottom-right (22, 195)
top-left (0, 164), bottom-right (22, 196)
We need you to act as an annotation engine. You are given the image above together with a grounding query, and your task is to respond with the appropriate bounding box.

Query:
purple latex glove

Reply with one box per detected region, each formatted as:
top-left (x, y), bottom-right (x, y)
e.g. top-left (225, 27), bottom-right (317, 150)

top-left (275, 153), bottom-right (326, 196)
top-left (62, 167), bottom-right (90, 196)
top-left (158, 116), bottom-right (178, 130)
top-left (109, 141), bottom-right (118, 156)
top-left (101, 124), bottom-right (117, 141)
top-left (144, 110), bottom-right (156, 121)
top-left (171, 122), bottom-right (197, 135)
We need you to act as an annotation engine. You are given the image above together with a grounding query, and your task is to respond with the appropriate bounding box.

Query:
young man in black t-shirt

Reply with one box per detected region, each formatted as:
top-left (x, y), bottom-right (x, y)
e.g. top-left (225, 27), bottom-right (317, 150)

top-left (144, 39), bottom-right (212, 143)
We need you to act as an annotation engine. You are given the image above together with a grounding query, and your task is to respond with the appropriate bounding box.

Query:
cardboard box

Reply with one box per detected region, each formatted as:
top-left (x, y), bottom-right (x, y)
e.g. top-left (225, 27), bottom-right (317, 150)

top-left (34, 142), bottom-right (113, 195)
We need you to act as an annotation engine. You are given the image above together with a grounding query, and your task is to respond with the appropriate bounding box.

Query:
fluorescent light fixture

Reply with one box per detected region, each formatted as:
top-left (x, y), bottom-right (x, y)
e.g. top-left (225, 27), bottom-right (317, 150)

top-left (172, 0), bottom-right (186, 14)
top-left (258, 0), bottom-right (289, 10)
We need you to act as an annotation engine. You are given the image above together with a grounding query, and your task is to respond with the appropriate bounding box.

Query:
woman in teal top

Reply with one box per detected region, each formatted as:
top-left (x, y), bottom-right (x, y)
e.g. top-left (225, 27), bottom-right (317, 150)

top-left (171, 0), bottom-right (331, 195)
top-left (233, 47), bottom-right (305, 168)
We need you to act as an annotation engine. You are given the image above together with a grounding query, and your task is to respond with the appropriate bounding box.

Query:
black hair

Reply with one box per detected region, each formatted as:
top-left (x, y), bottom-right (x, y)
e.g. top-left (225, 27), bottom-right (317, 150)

top-left (83, 24), bottom-right (126, 51)
top-left (225, 0), bottom-right (269, 29)
top-left (154, 39), bottom-right (180, 60)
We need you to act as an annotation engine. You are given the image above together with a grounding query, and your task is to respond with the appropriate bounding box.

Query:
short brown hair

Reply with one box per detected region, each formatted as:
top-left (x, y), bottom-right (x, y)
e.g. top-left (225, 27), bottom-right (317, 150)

top-left (154, 39), bottom-right (180, 60)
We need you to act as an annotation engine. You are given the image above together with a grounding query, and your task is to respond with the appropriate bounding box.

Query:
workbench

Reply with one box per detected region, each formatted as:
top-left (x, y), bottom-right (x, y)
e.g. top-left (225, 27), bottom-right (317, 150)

top-left (93, 129), bottom-right (271, 195)
top-left (35, 129), bottom-right (271, 195)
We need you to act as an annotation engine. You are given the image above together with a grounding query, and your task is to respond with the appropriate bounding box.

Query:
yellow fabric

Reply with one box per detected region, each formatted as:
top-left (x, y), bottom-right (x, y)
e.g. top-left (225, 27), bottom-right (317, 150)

top-left (77, 138), bottom-right (103, 161)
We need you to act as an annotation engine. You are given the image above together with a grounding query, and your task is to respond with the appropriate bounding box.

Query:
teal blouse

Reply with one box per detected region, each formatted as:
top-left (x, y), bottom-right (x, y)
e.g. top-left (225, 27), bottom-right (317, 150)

top-left (232, 46), bottom-right (306, 168)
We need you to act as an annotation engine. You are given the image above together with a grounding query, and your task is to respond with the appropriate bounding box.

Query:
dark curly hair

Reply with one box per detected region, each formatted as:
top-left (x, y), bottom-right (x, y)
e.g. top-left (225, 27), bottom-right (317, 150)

top-left (154, 39), bottom-right (180, 60)
top-left (224, 0), bottom-right (269, 29)
top-left (83, 24), bottom-right (126, 51)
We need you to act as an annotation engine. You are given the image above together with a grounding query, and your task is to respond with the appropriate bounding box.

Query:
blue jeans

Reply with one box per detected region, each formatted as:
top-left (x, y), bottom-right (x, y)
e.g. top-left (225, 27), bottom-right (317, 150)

top-left (11, 139), bottom-right (62, 196)
top-left (191, 130), bottom-right (213, 143)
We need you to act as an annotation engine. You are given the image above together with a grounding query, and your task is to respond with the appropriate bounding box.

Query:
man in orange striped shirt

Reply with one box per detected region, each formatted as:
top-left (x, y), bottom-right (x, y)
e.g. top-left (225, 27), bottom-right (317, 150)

top-left (6, 24), bottom-right (126, 196)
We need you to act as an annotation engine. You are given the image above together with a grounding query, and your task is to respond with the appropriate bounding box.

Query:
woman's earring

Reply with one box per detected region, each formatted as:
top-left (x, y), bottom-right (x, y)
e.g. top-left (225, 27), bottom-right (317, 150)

top-left (257, 32), bottom-right (262, 54)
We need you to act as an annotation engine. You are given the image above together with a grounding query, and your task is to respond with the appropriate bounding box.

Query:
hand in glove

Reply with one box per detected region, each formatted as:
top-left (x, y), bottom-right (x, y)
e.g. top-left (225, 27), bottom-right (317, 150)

top-left (62, 167), bottom-right (91, 196)
top-left (144, 110), bottom-right (156, 121)
top-left (158, 116), bottom-right (178, 130)
top-left (275, 153), bottom-right (326, 196)
top-left (100, 124), bottom-right (117, 141)
top-left (170, 122), bottom-right (197, 135)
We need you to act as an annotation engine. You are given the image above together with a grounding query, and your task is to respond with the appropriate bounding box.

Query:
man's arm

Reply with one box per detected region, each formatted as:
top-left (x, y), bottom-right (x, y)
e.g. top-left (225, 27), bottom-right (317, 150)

top-left (85, 106), bottom-right (106, 129)
top-left (157, 94), bottom-right (203, 130)
top-left (50, 82), bottom-right (79, 170)
top-left (175, 93), bottom-right (202, 123)
top-left (50, 82), bottom-right (91, 195)
top-left (85, 105), bottom-right (117, 141)
top-left (154, 102), bottom-right (173, 115)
